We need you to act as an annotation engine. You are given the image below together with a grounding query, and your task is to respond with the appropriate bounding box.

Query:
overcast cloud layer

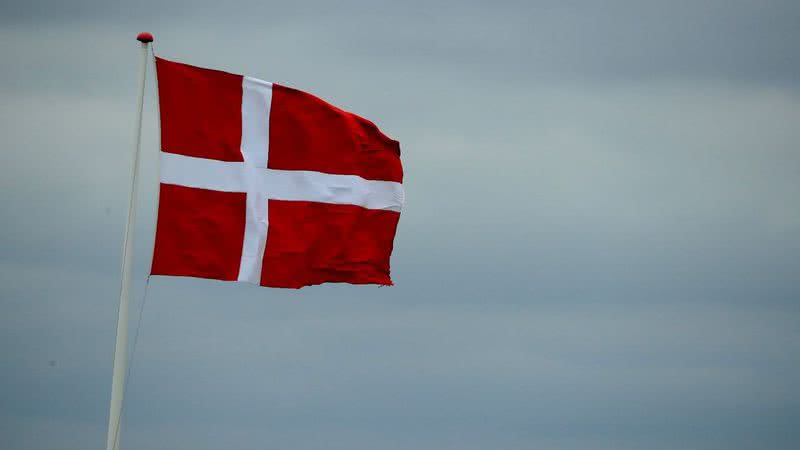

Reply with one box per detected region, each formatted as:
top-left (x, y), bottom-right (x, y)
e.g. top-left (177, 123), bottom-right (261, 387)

top-left (1, 1), bottom-right (799, 449)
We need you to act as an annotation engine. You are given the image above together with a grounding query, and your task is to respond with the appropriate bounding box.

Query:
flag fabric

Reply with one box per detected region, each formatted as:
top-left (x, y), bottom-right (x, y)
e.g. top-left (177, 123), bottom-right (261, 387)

top-left (150, 57), bottom-right (404, 288)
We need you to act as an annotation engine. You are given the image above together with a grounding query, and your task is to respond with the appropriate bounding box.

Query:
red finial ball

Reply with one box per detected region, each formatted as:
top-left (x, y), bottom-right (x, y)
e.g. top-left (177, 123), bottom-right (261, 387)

top-left (136, 32), bottom-right (154, 43)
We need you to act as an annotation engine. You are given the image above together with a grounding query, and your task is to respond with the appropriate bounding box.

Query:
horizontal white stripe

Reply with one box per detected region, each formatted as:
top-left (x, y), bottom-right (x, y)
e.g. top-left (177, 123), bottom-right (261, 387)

top-left (160, 152), bottom-right (404, 212)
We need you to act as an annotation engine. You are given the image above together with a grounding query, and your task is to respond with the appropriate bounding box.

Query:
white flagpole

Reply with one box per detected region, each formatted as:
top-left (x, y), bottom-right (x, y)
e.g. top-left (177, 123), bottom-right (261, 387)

top-left (105, 31), bottom-right (153, 450)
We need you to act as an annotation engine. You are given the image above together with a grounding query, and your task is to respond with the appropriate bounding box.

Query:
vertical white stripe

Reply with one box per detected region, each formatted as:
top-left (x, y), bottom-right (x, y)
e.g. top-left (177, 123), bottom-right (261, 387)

top-left (237, 77), bottom-right (273, 284)
top-left (240, 77), bottom-right (272, 167)
top-left (238, 191), bottom-right (269, 284)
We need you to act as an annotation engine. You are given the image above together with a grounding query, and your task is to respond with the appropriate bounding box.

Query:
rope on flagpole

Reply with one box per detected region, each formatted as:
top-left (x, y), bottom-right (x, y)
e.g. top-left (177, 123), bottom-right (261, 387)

top-left (108, 275), bottom-right (152, 450)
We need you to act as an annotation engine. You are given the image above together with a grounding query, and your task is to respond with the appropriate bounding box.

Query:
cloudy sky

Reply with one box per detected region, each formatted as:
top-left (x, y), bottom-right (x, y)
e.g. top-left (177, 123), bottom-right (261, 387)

top-left (1, 1), bottom-right (799, 449)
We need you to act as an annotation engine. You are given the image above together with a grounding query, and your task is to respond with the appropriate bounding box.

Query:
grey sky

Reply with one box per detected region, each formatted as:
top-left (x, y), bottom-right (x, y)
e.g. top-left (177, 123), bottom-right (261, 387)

top-left (1, 1), bottom-right (799, 449)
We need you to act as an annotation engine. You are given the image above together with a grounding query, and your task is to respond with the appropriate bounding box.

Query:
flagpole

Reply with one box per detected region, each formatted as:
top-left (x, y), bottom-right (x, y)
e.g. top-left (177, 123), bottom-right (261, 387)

top-left (105, 31), bottom-right (153, 450)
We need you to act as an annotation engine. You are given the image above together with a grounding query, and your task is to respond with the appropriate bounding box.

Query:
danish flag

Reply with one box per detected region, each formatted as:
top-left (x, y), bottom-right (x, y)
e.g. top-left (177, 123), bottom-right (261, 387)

top-left (150, 58), bottom-right (404, 288)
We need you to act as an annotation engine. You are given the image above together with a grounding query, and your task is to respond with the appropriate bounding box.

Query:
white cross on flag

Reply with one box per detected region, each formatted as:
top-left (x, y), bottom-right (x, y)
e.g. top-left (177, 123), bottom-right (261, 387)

top-left (151, 57), bottom-right (404, 288)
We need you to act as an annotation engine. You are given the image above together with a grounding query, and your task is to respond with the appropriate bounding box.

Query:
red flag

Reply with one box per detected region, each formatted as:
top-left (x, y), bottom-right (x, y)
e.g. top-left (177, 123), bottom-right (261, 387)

top-left (150, 57), bottom-right (404, 288)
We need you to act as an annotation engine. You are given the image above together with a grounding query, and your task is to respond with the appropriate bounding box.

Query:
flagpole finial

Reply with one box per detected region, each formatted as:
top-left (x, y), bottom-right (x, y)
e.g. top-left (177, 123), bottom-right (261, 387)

top-left (136, 32), bottom-right (154, 43)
